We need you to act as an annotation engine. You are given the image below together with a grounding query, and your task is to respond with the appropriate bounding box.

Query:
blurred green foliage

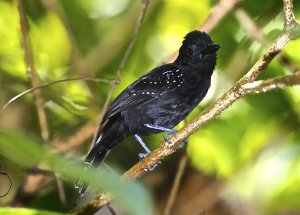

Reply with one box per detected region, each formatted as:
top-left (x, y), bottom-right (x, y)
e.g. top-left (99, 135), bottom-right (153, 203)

top-left (0, 208), bottom-right (64, 215)
top-left (0, 0), bottom-right (300, 214)
top-left (0, 130), bottom-right (152, 215)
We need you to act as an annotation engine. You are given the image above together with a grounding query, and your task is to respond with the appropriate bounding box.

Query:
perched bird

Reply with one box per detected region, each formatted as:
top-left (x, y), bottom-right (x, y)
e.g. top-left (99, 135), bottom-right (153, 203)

top-left (75, 30), bottom-right (220, 196)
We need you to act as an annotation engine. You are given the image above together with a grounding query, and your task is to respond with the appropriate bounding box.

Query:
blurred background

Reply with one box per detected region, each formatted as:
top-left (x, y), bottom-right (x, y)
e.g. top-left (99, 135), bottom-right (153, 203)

top-left (0, 0), bottom-right (300, 214)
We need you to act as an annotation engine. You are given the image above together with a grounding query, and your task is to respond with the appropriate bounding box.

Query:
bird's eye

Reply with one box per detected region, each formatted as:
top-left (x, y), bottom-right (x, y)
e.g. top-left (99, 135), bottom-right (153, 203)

top-left (186, 46), bottom-right (194, 56)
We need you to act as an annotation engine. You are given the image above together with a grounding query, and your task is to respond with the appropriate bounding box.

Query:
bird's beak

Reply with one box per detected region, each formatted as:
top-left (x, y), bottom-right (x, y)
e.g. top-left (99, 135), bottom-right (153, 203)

top-left (201, 43), bottom-right (220, 55)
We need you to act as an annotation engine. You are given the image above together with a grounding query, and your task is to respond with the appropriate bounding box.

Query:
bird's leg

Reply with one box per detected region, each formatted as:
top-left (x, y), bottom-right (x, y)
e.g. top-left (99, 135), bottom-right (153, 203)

top-left (144, 123), bottom-right (188, 148)
top-left (134, 134), bottom-right (161, 171)
top-left (134, 134), bottom-right (151, 158)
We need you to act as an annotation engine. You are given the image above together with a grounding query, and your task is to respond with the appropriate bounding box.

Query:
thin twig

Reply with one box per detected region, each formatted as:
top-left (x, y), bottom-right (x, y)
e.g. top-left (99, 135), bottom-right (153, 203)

top-left (163, 154), bottom-right (188, 215)
top-left (73, 1), bottom-right (150, 214)
top-left (52, 121), bottom-right (97, 152)
top-left (13, 0), bottom-right (51, 207)
top-left (91, 0), bottom-right (150, 144)
top-left (55, 173), bottom-right (67, 207)
top-left (0, 77), bottom-right (116, 113)
top-left (17, 0), bottom-right (49, 141)
top-left (234, 8), bottom-right (263, 41)
top-left (242, 71), bottom-right (300, 94)
top-left (240, 33), bottom-right (291, 84)
top-left (200, 0), bottom-right (240, 33)
top-left (167, 0), bottom-right (240, 62)
top-left (234, 8), bottom-right (299, 73)
top-left (283, 0), bottom-right (297, 29)
top-left (283, 0), bottom-right (300, 36)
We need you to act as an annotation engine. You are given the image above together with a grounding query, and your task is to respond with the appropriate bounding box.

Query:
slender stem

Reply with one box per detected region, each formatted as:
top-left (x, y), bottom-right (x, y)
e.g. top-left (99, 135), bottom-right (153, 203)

top-left (0, 77), bottom-right (116, 113)
top-left (242, 71), bottom-right (300, 94)
top-left (17, 0), bottom-right (49, 141)
top-left (74, 2), bottom-right (150, 214)
top-left (163, 154), bottom-right (188, 215)
top-left (91, 0), bottom-right (150, 145)
top-left (200, 0), bottom-right (240, 32)
top-left (283, 0), bottom-right (296, 29)
top-left (240, 33), bottom-right (291, 84)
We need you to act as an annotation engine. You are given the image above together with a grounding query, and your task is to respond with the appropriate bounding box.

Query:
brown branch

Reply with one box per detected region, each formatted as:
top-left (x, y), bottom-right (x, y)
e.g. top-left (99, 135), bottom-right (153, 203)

top-left (241, 33), bottom-right (291, 83)
top-left (17, 0), bottom-right (49, 141)
top-left (200, 0), bottom-right (240, 33)
top-left (283, 0), bottom-right (300, 37)
top-left (53, 121), bottom-right (97, 152)
top-left (75, 192), bottom-right (112, 215)
top-left (242, 71), bottom-right (300, 94)
top-left (13, 0), bottom-right (51, 207)
top-left (91, 0), bottom-right (150, 145)
top-left (163, 154), bottom-right (188, 215)
top-left (234, 8), bottom-right (263, 41)
top-left (234, 7), bottom-right (299, 73)
top-left (73, 2), bottom-right (149, 214)
top-left (55, 173), bottom-right (67, 207)
top-left (283, 0), bottom-right (297, 29)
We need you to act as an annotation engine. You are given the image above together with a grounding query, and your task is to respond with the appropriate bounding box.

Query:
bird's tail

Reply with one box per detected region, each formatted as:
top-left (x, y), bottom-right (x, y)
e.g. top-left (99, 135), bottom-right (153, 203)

top-left (75, 115), bottom-right (129, 197)
top-left (74, 146), bottom-right (110, 197)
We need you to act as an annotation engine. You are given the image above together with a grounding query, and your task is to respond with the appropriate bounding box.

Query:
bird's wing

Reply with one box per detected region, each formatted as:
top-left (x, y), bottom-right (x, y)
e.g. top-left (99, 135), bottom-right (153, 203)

top-left (104, 64), bottom-right (183, 120)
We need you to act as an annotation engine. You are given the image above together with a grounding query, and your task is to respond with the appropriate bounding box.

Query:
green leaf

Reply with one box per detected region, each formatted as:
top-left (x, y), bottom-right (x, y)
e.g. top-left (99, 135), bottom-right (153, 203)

top-left (0, 130), bottom-right (152, 215)
top-left (0, 208), bottom-right (65, 215)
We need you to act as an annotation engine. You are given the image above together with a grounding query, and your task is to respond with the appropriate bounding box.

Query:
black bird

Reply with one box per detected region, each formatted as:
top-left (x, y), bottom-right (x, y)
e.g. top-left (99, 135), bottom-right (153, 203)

top-left (75, 30), bottom-right (220, 196)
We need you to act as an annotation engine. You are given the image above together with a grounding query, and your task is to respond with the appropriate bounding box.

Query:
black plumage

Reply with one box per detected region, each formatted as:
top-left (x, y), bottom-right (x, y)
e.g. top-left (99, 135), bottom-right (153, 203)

top-left (76, 30), bottom-right (220, 196)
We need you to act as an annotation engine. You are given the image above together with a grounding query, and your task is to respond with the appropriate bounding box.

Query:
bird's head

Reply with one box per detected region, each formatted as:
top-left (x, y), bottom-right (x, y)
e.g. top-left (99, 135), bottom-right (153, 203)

top-left (176, 30), bottom-right (220, 74)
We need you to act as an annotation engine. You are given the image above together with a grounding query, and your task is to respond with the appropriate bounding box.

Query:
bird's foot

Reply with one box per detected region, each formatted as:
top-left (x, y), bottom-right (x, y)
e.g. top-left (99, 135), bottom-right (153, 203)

top-left (134, 134), bottom-right (161, 171)
top-left (144, 124), bottom-right (188, 147)
top-left (138, 152), bottom-right (161, 171)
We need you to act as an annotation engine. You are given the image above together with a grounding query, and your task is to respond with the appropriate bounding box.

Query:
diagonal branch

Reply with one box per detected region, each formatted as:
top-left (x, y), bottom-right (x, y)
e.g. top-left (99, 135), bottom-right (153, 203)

top-left (200, 0), bottom-right (240, 33)
top-left (121, 0), bottom-right (300, 181)
top-left (91, 0), bottom-right (150, 145)
top-left (240, 33), bottom-right (291, 84)
top-left (17, 0), bottom-right (49, 141)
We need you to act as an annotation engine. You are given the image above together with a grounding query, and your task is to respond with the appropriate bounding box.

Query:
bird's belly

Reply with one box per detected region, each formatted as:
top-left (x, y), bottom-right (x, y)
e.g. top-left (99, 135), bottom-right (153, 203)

top-left (121, 96), bottom-right (194, 136)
